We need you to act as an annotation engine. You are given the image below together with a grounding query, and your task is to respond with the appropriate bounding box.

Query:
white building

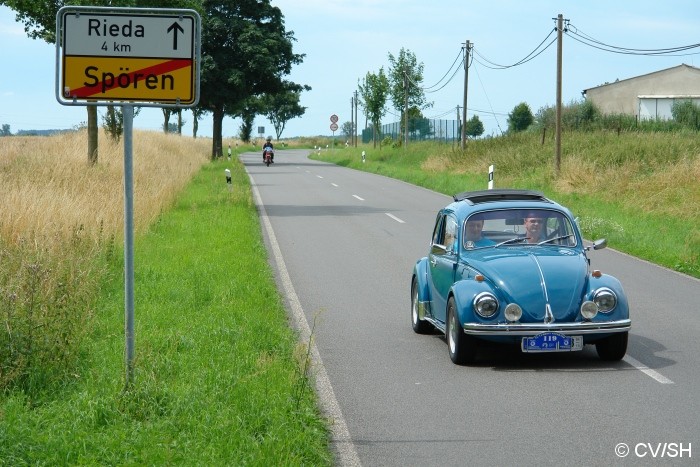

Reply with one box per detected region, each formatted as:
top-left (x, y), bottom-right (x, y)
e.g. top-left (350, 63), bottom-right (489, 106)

top-left (582, 64), bottom-right (700, 120)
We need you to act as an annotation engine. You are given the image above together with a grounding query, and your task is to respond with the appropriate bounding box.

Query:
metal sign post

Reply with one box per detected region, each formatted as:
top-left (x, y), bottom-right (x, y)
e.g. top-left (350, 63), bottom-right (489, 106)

top-left (56, 6), bottom-right (201, 387)
top-left (330, 114), bottom-right (338, 152)
top-left (123, 105), bottom-right (135, 382)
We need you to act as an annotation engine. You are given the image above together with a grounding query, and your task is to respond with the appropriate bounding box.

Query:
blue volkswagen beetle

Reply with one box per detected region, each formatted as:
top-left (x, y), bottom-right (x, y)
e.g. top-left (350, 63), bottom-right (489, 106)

top-left (411, 189), bottom-right (630, 364)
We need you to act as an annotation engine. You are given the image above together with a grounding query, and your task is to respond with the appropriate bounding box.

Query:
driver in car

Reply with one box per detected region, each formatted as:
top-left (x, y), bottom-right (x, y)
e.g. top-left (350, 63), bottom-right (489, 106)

top-left (523, 214), bottom-right (547, 243)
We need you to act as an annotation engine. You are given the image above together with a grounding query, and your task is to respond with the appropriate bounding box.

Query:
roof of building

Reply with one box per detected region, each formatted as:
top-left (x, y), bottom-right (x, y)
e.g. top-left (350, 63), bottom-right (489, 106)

top-left (582, 63), bottom-right (700, 94)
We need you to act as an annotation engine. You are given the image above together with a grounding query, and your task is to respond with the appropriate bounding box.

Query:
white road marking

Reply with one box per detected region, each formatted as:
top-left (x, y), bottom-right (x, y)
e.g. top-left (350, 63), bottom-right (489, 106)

top-left (624, 355), bottom-right (674, 384)
top-left (352, 195), bottom-right (364, 201)
top-left (247, 173), bottom-right (362, 467)
top-left (385, 213), bottom-right (405, 223)
top-left (331, 183), bottom-right (339, 187)
top-left (317, 175), bottom-right (324, 179)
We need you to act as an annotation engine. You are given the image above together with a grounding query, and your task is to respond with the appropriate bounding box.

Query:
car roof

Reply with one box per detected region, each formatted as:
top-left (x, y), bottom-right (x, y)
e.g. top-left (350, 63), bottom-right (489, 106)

top-left (453, 189), bottom-right (549, 204)
top-left (445, 189), bottom-right (571, 219)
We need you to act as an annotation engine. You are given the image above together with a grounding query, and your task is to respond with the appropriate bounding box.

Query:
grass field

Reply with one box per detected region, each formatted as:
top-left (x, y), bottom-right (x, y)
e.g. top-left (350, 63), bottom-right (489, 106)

top-left (312, 130), bottom-right (700, 278)
top-left (0, 131), bottom-right (332, 465)
top-left (2, 127), bottom-right (698, 464)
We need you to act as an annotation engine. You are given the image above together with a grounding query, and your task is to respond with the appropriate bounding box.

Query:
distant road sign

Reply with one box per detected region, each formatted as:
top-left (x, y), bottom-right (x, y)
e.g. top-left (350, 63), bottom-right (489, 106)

top-left (330, 122), bottom-right (339, 131)
top-left (56, 6), bottom-right (200, 107)
top-left (330, 114), bottom-right (339, 123)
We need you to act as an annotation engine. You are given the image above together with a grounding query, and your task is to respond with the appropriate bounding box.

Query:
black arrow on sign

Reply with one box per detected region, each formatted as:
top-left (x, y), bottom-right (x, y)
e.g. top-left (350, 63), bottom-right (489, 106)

top-left (167, 21), bottom-right (185, 50)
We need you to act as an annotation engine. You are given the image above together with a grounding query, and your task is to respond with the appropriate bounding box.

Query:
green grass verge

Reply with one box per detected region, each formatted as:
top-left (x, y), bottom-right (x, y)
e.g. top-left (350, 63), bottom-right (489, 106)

top-left (0, 157), bottom-right (332, 466)
top-left (313, 133), bottom-right (699, 278)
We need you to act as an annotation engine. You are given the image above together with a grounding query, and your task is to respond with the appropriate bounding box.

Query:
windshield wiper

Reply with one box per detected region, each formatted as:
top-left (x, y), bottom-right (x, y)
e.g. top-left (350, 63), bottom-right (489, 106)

top-left (537, 234), bottom-right (574, 246)
top-left (495, 236), bottom-right (527, 247)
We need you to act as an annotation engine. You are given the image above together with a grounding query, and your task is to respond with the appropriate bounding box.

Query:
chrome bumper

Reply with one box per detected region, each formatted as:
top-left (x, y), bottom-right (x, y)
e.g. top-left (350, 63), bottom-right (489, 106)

top-left (463, 319), bottom-right (631, 336)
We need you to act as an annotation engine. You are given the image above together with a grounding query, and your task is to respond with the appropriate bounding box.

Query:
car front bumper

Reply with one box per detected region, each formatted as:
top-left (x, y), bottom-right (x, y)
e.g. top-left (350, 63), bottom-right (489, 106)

top-left (462, 319), bottom-right (631, 336)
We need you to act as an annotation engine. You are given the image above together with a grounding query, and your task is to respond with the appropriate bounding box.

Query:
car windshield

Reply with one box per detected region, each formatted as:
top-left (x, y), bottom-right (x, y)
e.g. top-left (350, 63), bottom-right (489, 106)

top-left (462, 208), bottom-right (577, 249)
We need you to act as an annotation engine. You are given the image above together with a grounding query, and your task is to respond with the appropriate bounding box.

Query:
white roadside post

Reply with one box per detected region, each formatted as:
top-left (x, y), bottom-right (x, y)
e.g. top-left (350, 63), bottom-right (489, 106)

top-left (488, 164), bottom-right (495, 189)
top-left (225, 168), bottom-right (232, 191)
top-left (362, 150), bottom-right (366, 163)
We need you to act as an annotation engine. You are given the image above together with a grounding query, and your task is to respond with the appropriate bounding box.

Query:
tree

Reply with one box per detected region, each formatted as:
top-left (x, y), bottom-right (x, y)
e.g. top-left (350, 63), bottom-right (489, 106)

top-left (508, 102), bottom-right (534, 133)
top-left (465, 115), bottom-right (484, 139)
top-left (341, 121), bottom-right (353, 141)
top-left (239, 113), bottom-right (254, 143)
top-left (162, 109), bottom-right (173, 133)
top-left (191, 107), bottom-right (205, 138)
top-left (262, 83), bottom-right (310, 140)
top-left (103, 106), bottom-right (123, 141)
top-left (199, 0), bottom-right (306, 159)
top-left (406, 106), bottom-right (431, 140)
top-left (387, 48), bottom-right (431, 139)
top-left (1, 0), bottom-right (199, 163)
top-left (672, 100), bottom-right (700, 128)
top-left (1, 124), bottom-right (11, 136)
top-left (358, 69), bottom-right (389, 148)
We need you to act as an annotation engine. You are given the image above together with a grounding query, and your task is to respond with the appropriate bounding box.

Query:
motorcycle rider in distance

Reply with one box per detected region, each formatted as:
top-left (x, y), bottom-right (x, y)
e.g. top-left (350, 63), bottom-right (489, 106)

top-left (262, 136), bottom-right (274, 163)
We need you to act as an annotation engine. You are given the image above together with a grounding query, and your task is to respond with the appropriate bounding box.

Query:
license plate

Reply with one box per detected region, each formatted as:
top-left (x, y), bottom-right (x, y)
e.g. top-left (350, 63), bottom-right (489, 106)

top-left (521, 332), bottom-right (583, 353)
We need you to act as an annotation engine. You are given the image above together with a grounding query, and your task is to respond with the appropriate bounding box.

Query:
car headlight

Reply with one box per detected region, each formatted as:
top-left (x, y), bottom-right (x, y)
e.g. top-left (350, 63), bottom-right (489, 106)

top-left (473, 292), bottom-right (499, 318)
top-left (504, 303), bottom-right (522, 322)
top-left (593, 287), bottom-right (617, 313)
top-left (580, 300), bottom-right (598, 320)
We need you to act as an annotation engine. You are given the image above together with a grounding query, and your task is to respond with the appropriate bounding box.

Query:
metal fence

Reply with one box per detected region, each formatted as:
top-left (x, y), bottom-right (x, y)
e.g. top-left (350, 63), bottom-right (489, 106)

top-left (361, 119), bottom-right (460, 144)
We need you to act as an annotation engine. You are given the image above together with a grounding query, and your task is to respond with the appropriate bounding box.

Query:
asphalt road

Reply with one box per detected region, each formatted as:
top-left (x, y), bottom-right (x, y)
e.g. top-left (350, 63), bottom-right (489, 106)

top-left (242, 149), bottom-right (699, 466)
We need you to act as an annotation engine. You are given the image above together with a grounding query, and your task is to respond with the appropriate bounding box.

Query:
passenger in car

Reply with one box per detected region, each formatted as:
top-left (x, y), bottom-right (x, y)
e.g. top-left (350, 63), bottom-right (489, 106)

top-left (464, 219), bottom-right (495, 247)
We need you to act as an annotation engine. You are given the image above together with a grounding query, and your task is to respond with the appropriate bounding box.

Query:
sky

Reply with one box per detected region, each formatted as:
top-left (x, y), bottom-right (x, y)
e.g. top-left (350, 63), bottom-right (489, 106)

top-left (1, 1), bottom-right (699, 139)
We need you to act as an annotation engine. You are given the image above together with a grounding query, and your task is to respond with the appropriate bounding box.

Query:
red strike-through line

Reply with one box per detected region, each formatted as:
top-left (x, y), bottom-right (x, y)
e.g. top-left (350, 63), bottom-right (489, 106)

top-left (68, 59), bottom-right (191, 97)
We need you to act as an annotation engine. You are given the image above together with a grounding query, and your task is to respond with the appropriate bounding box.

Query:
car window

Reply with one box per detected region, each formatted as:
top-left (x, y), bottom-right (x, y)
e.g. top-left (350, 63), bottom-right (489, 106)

top-left (444, 216), bottom-right (458, 252)
top-left (432, 213), bottom-right (445, 246)
top-left (466, 209), bottom-right (578, 247)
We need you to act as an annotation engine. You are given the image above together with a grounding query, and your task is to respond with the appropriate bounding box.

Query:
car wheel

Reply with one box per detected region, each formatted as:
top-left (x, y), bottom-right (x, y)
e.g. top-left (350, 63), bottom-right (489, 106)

top-left (446, 297), bottom-right (477, 364)
top-left (595, 332), bottom-right (628, 361)
top-left (411, 278), bottom-right (432, 334)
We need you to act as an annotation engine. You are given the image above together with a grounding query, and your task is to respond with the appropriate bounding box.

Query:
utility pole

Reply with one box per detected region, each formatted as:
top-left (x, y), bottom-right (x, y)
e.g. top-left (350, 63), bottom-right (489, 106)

top-left (354, 90), bottom-right (358, 146)
top-left (404, 69), bottom-right (409, 147)
top-left (456, 105), bottom-right (461, 149)
top-left (461, 40), bottom-right (471, 150)
top-left (555, 14), bottom-right (564, 174)
top-left (350, 95), bottom-right (354, 148)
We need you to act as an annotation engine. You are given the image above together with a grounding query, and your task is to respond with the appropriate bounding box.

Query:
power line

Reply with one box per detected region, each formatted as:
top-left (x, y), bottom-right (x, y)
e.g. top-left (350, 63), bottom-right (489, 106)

top-left (406, 50), bottom-right (465, 93)
top-left (471, 60), bottom-right (504, 134)
top-left (425, 107), bottom-right (458, 119)
top-left (565, 24), bottom-right (700, 56)
top-left (420, 49), bottom-right (464, 90)
top-left (472, 28), bottom-right (557, 69)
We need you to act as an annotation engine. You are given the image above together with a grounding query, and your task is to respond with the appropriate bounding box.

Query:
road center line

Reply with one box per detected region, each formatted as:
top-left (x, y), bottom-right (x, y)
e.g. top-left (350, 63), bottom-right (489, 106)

top-left (623, 355), bottom-right (674, 384)
top-left (352, 195), bottom-right (364, 201)
top-left (331, 183), bottom-right (339, 187)
top-left (385, 213), bottom-right (405, 223)
top-left (317, 175), bottom-right (324, 179)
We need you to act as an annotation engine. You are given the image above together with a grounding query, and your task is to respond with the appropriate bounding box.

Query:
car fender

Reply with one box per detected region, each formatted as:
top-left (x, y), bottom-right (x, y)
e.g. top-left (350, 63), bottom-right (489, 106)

top-left (587, 273), bottom-right (630, 319)
top-left (413, 257), bottom-right (431, 304)
top-left (450, 279), bottom-right (497, 324)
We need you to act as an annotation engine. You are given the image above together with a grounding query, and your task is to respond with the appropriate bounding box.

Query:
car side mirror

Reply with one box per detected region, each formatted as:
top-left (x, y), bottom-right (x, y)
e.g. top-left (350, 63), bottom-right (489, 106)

top-left (590, 238), bottom-right (607, 250)
top-left (430, 243), bottom-right (448, 255)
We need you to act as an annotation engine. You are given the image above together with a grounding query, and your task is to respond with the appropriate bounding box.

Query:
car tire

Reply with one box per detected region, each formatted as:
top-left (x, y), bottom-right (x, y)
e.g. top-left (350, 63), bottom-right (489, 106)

top-left (447, 297), bottom-right (478, 364)
top-left (595, 332), bottom-right (628, 361)
top-left (411, 278), bottom-right (432, 334)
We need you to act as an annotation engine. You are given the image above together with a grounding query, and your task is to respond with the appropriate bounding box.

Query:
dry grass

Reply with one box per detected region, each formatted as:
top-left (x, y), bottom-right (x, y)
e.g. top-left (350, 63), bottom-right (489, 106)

top-left (0, 130), bottom-right (210, 249)
top-left (421, 131), bottom-right (700, 219)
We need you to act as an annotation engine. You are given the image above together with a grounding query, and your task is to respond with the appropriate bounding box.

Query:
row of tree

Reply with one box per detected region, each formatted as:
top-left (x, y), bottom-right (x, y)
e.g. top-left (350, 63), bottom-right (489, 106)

top-left (354, 48), bottom-right (489, 147)
top-left (1, 0), bottom-right (309, 162)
